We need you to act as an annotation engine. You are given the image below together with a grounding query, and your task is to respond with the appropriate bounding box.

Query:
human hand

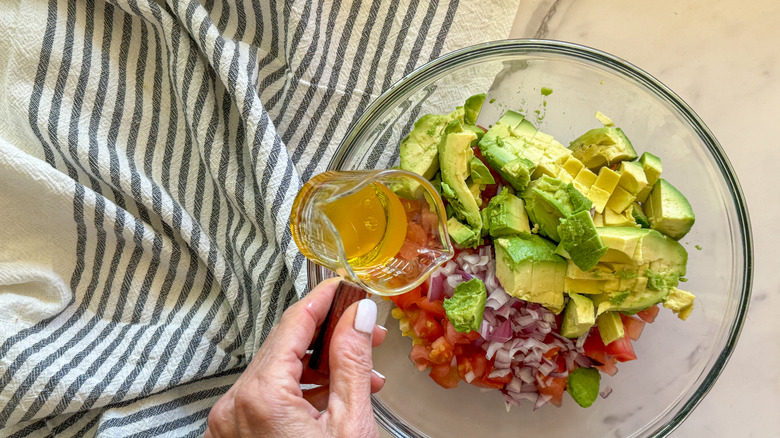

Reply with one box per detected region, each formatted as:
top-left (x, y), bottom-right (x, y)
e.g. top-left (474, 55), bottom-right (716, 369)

top-left (204, 277), bottom-right (386, 437)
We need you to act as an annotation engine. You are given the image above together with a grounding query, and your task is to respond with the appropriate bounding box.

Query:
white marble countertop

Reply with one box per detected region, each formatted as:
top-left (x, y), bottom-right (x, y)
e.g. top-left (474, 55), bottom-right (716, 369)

top-left (382, 1), bottom-right (777, 436)
top-left (510, 1), bottom-right (777, 436)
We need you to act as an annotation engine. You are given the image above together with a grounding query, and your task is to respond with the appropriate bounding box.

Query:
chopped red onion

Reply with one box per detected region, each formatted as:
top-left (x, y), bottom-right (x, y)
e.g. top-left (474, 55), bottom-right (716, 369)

top-left (534, 393), bottom-right (552, 411)
top-left (440, 260), bottom-right (457, 276)
top-left (506, 376), bottom-right (523, 393)
top-left (428, 273), bottom-right (444, 302)
top-left (538, 361), bottom-right (556, 377)
top-left (489, 368), bottom-right (512, 379)
top-left (464, 370), bottom-right (476, 383)
top-left (488, 319), bottom-right (513, 343)
top-left (518, 366), bottom-right (535, 383)
top-left (576, 332), bottom-right (589, 350)
top-left (600, 386), bottom-right (613, 399)
top-left (575, 354), bottom-right (593, 368)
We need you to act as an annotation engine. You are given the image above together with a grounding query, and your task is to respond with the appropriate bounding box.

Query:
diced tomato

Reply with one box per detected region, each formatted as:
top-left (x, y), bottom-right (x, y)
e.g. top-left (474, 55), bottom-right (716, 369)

top-left (605, 336), bottom-right (637, 362)
top-left (406, 222), bottom-right (428, 245)
top-left (389, 287), bottom-right (422, 310)
top-left (595, 355), bottom-right (619, 376)
top-left (456, 352), bottom-right (489, 380)
top-left (543, 347), bottom-right (561, 360)
top-left (428, 336), bottom-right (455, 365)
top-left (415, 296), bottom-right (447, 319)
top-left (636, 305), bottom-right (660, 323)
top-left (428, 363), bottom-right (460, 389)
top-left (538, 376), bottom-right (567, 407)
top-left (409, 344), bottom-right (431, 371)
top-left (443, 319), bottom-right (481, 345)
top-left (582, 328), bottom-right (608, 360)
top-left (620, 313), bottom-right (646, 341)
top-left (412, 312), bottom-right (444, 341)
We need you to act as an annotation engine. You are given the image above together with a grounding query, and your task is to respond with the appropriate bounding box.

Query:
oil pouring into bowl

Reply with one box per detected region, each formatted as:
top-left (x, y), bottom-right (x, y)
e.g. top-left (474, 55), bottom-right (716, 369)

top-left (290, 169), bottom-right (454, 296)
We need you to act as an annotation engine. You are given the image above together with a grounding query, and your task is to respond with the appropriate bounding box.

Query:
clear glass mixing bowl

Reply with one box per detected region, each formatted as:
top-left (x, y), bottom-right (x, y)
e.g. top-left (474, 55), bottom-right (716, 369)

top-left (309, 39), bottom-right (752, 438)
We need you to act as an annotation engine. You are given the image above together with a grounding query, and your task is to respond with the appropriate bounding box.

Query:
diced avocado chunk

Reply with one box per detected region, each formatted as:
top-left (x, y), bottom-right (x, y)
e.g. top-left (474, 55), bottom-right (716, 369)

top-left (639, 152), bottom-right (663, 184)
top-left (597, 227), bottom-right (688, 270)
top-left (635, 151), bottom-right (662, 202)
top-left (643, 178), bottom-right (695, 240)
top-left (587, 167), bottom-right (621, 214)
top-left (469, 156), bottom-right (495, 185)
top-left (569, 115), bottom-right (638, 170)
top-left (439, 122), bottom-right (482, 231)
top-left (399, 108), bottom-right (463, 179)
top-left (561, 293), bottom-right (596, 338)
top-left (567, 367), bottom-right (601, 408)
top-left (556, 210), bottom-right (608, 271)
top-left (617, 161), bottom-right (648, 195)
top-left (597, 311), bottom-right (625, 344)
top-left (663, 287), bottom-right (695, 320)
top-left (606, 186), bottom-right (636, 213)
top-left (494, 233), bottom-right (567, 314)
top-left (463, 124), bottom-right (486, 141)
top-left (591, 227), bottom-right (688, 314)
top-left (447, 217), bottom-right (480, 249)
top-left (479, 111), bottom-right (537, 190)
top-left (603, 207), bottom-right (636, 228)
top-left (463, 93), bottom-right (485, 126)
top-left (631, 202), bottom-right (651, 228)
top-left (443, 278), bottom-right (487, 332)
top-left (482, 187), bottom-right (531, 237)
top-left (522, 175), bottom-right (592, 242)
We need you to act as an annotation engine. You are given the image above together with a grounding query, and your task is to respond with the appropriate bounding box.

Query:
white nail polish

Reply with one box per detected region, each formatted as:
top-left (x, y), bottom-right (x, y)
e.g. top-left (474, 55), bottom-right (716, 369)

top-left (354, 299), bottom-right (377, 334)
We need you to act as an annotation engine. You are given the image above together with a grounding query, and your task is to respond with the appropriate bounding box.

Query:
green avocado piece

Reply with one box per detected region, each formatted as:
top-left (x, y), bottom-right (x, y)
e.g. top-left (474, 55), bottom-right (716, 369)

top-left (569, 122), bottom-right (638, 171)
top-left (399, 108), bottom-right (464, 180)
top-left (639, 152), bottom-right (663, 185)
top-left (482, 187), bottom-right (531, 237)
top-left (630, 202), bottom-right (651, 228)
top-left (597, 311), bottom-right (625, 344)
top-left (438, 122), bottom-right (482, 231)
top-left (443, 278), bottom-right (487, 332)
top-left (597, 227), bottom-right (687, 270)
top-left (447, 217), bottom-right (481, 249)
top-left (469, 156), bottom-right (495, 185)
top-left (494, 233), bottom-right (567, 314)
top-left (522, 175), bottom-right (592, 242)
top-left (478, 111), bottom-right (537, 191)
top-left (561, 293), bottom-right (596, 338)
top-left (663, 287), bottom-right (695, 320)
top-left (556, 210), bottom-right (608, 271)
top-left (635, 152), bottom-right (662, 202)
top-left (463, 124), bottom-right (486, 141)
top-left (567, 367), bottom-right (601, 408)
top-left (590, 227), bottom-right (688, 314)
top-left (617, 161), bottom-right (649, 195)
top-left (463, 93), bottom-right (486, 126)
top-left (643, 178), bottom-right (695, 240)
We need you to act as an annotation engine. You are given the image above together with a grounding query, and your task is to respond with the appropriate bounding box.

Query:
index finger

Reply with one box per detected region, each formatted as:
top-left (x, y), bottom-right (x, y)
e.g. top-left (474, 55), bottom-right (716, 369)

top-left (267, 276), bottom-right (342, 362)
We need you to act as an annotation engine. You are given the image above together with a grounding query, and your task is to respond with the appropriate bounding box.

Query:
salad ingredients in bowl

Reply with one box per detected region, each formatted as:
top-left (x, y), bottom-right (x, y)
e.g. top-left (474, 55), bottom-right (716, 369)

top-left (314, 40), bottom-right (751, 438)
top-left (388, 97), bottom-right (696, 410)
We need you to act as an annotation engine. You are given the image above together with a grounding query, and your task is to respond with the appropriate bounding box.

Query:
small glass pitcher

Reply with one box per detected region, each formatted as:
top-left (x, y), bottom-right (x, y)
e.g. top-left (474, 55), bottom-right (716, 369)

top-left (290, 169), bottom-right (453, 296)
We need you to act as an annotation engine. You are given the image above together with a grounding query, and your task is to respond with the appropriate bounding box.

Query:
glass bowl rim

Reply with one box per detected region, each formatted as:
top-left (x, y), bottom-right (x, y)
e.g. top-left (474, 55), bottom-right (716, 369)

top-left (312, 38), bottom-right (753, 438)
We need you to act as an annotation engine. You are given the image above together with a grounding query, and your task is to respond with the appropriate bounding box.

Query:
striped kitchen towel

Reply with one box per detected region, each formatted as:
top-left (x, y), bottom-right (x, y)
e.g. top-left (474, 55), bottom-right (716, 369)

top-left (0, 0), bottom-right (520, 436)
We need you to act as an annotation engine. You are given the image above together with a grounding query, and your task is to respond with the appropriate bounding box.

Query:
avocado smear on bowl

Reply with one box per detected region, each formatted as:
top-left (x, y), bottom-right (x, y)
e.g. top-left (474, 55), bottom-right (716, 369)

top-left (388, 93), bottom-right (697, 411)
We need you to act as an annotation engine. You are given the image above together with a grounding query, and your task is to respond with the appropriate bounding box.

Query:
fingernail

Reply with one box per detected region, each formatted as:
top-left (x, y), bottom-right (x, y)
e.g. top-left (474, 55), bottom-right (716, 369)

top-left (372, 369), bottom-right (386, 381)
top-left (354, 299), bottom-right (377, 334)
top-left (377, 324), bottom-right (387, 334)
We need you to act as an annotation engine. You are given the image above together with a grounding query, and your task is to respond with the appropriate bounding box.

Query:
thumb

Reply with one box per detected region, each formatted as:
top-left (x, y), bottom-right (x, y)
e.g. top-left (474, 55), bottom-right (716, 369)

top-left (326, 298), bottom-right (378, 432)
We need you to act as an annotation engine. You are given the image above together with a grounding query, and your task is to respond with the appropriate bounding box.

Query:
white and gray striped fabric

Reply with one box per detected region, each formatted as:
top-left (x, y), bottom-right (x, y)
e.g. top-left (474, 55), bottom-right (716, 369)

top-left (0, 0), bottom-right (519, 436)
